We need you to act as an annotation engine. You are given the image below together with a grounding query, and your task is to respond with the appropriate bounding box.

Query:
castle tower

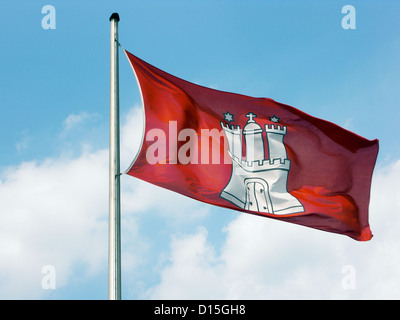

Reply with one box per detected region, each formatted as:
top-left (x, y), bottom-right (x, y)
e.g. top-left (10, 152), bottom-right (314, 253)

top-left (243, 113), bottom-right (264, 163)
top-left (265, 124), bottom-right (287, 162)
top-left (220, 123), bottom-right (242, 160)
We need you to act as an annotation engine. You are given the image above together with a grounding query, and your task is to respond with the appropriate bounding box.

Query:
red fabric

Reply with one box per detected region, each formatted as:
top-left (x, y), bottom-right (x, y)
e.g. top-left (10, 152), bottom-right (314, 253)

top-left (124, 49), bottom-right (379, 241)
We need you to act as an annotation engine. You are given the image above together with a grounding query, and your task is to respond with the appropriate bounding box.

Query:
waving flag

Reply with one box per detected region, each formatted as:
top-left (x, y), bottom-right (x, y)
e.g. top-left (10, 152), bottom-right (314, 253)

top-left (123, 49), bottom-right (379, 241)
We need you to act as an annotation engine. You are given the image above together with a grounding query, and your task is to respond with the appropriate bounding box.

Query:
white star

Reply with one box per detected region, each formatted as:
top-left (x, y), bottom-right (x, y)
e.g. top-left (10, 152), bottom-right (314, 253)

top-left (270, 115), bottom-right (280, 123)
top-left (223, 112), bottom-right (234, 123)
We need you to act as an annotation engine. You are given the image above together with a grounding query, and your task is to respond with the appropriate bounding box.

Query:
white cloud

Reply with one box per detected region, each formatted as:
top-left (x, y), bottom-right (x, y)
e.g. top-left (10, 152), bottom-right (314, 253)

top-left (62, 111), bottom-right (101, 132)
top-left (147, 159), bottom-right (400, 300)
top-left (0, 149), bottom-right (109, 299)
top-left (147, 227), bottom-right (225, 299)
top-left (120, 106), bottom-right (144, 171)
top-left (0, 106), bottom-right (137, 299)
top-left (0, 106), bottom-right (211, 299)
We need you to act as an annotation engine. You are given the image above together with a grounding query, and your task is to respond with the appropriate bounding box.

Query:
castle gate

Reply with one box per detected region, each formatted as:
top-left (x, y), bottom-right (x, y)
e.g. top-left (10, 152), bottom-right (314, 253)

top-left (244, 178), bottom-right (273, 214)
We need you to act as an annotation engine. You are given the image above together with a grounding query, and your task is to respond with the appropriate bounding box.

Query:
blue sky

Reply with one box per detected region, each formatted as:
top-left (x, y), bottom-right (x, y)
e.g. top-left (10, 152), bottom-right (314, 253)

top-left (1, 0), bottom-right (400, 300)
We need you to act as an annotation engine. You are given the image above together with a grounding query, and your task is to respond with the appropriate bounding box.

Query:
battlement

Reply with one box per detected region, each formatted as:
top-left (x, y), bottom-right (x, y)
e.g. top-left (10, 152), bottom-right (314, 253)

top-left (265, 124), bottom-right (287, 135)
top-left (220, 121), bottom-right (241, 135)
top-left (228, 151), bottom-right (290, 172)
top-left (221, 122), bottom-right (287, 135)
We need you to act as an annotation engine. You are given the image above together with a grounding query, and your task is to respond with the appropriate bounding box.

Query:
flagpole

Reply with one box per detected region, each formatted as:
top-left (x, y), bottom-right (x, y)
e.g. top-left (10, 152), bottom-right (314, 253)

top-left (109, 12), bottom-right (121, 300)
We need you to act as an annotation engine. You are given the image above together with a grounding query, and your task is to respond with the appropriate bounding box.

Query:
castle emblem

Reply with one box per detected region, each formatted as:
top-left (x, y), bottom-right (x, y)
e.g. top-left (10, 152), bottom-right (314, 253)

top-left (220, 112), bottom-right (304, 215)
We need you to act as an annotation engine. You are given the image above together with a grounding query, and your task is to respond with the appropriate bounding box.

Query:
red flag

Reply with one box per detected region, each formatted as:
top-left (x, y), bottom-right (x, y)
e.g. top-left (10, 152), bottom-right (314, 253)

top-left (124, 49), bottom-right (379, 241)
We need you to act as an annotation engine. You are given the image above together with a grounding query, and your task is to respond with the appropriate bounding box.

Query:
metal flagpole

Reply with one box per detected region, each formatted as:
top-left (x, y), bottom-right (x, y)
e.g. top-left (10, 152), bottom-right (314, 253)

top-left (109, 12), bottom-right (121, 300)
